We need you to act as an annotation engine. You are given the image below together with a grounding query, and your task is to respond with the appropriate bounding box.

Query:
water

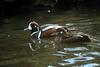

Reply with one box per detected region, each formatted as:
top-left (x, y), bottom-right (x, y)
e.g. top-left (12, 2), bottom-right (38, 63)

top-left (0, 9), bottom-right (100, 67)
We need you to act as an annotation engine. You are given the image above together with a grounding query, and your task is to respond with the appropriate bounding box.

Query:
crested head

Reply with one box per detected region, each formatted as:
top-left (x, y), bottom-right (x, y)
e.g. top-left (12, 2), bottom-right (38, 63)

top-left (28, 21), bottom-right (39, 30)
top-left (28, 21), bottom-right (42, 43)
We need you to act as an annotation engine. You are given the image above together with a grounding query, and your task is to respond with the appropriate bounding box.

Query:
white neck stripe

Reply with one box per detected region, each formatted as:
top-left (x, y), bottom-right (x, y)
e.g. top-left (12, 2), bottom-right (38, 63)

top-left (38, 31), bottom-right (41, 40)
top-left (31, 31), bottom-right (38, 36)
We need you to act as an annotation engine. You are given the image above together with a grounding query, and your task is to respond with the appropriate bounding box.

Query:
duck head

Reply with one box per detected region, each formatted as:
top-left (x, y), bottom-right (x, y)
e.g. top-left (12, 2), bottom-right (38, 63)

top-left (24, 21), bottom-right (41, 33)
top-left (24, 21), bottom-right (42, 43)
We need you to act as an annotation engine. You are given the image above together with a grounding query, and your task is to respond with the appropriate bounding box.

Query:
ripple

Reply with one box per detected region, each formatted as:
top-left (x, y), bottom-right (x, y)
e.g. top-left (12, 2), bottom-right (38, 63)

top-left (58, 63), bottom-right (71, 66)
top-left (64, 47), bottom-right (88, 51)
top-left (58, 56), bottom-right (94, 66)
top-left (89, 52), bottom-right (100, 56)
top-left (52, 54), bottom-right (66, 57)
top-left (70, 57), bottom-right (94, 61)
top-left (48, 65), bottom-right (56, 67)
top-left (85, 52), bottom-right (100, 56)
top-left (56, 51), bottom-right (67, 54)
top-left (74, 53), bottom-right (84, 57)
top-left (66, 23), bottom-right (74, 26)
top-left (79, 63), bottom-right (100, 67)
top-left (52, 51), bottom-right (67, 57)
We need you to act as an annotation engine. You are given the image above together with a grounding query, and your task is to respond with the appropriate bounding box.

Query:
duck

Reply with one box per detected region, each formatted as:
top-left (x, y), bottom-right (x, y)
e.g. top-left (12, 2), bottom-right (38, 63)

top-left (24, 21), bottom-right (68, 43)
top-left (24, 21), bottom-right (91, 44)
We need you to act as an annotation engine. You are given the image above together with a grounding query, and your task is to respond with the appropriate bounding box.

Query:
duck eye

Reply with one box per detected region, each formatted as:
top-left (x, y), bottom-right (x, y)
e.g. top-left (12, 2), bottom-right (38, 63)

top-left (34, 26), bottom-right (37, 28)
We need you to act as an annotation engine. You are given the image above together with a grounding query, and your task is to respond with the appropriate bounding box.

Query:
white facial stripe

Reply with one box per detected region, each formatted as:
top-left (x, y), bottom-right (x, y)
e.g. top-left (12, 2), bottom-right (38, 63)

top-left (28, 23), bottom-right (32, 30)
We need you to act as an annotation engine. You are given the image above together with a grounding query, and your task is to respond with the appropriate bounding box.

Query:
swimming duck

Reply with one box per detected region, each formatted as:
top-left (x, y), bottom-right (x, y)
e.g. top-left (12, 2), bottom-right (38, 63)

top-left (24, 21), bottom-right (91, 43)
top-left (24, 21), bottom-right (67, 43)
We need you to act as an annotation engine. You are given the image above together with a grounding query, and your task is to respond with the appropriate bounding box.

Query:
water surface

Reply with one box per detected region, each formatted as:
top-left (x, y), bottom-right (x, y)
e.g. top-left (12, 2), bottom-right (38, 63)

top-left (0, 9), bottom-right (100, 67)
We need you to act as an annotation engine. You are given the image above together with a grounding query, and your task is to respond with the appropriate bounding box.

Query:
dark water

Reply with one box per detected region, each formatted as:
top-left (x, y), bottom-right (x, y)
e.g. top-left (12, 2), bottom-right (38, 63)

top-left (0, 9), bottom-right (100, 67)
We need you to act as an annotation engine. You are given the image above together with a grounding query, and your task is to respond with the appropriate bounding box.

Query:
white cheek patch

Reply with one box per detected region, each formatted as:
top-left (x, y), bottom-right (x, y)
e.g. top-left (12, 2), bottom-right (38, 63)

top-left (28, 24), bottom-right (32, 30)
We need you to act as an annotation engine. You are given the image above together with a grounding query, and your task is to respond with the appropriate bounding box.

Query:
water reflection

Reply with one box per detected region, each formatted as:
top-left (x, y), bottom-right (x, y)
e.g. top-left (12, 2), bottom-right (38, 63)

top-left (59, 57), bottom-right (94, 66)
top-left (52, 51), bottom-right (67, 57)
top-left (80, 63), bottom-right (100, 67)
top-left (64, 47), bottom-right (88, 51)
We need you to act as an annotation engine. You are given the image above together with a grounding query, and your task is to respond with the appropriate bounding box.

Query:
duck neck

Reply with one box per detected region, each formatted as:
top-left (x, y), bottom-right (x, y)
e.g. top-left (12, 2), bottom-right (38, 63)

top-left (31, 26), bottom-right (42, 33)
top-left (31, 27), bottom-right (42, 40)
